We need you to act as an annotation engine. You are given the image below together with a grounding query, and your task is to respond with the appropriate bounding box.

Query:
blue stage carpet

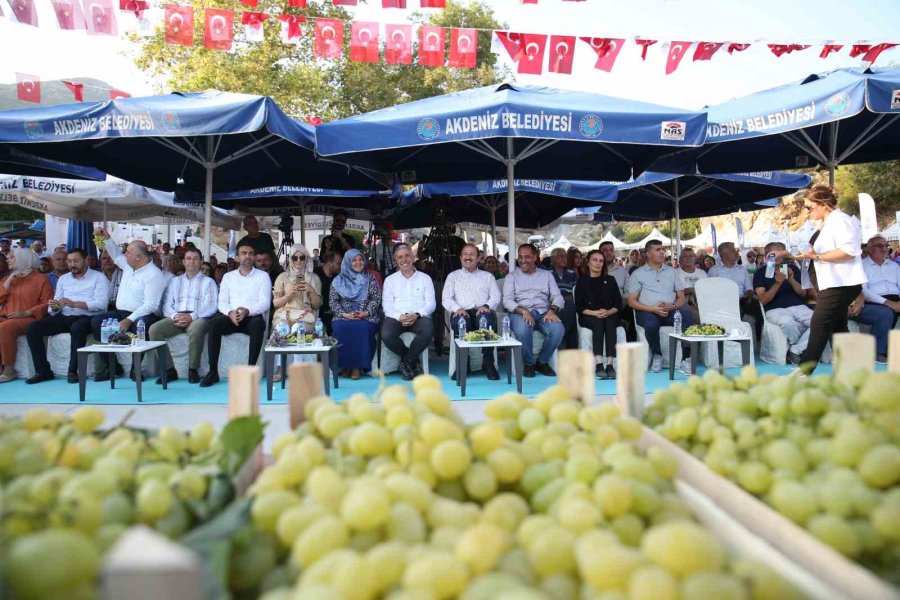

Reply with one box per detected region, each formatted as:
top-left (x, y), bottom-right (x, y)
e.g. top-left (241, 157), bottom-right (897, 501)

top-left (0, 357), bottom-right (845, 405)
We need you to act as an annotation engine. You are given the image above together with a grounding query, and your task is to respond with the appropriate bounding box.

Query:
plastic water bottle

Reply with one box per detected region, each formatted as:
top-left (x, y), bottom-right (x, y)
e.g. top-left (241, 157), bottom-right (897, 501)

top-left (315, 318), bottom-right (324, 338)
top-left (458, 318), bottom-right (466, 340)
top-left (673, 310), bottom-right (683, 335)
top-left (101, 319), bottom-right (111, 344)
top-left (136, 319), bottom-right (146, 344)
top-left (765, 253), bottom-right (776, 278)
top-left (479, 315), bottom-right (488, 331)
top-left (502, 315), bottom-right (511, 341)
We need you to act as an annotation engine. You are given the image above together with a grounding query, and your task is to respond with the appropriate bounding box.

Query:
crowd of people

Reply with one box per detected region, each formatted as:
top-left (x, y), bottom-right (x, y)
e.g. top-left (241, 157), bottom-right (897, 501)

top-left (0, 185), bottom-right (898, 385)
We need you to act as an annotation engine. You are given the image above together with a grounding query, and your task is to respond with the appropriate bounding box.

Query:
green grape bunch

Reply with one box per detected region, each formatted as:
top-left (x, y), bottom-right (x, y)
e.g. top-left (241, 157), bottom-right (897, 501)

top-left (683, 324), bottom-right (727, 336)
top-left (463, 329), bottom-right (500, 343)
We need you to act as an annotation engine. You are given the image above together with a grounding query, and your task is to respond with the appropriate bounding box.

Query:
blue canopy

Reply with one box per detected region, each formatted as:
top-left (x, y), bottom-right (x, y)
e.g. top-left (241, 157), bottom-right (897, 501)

top-left (66, 220), bottom-right (97, 259)
top-left (0, 144), bottom-right (105, 180)
top-left (392, 178), bottom-right (617, 231)
top-left (652, 67), bottom-right (900, 178)
top-left (208, 185), bottom-right (401, 221)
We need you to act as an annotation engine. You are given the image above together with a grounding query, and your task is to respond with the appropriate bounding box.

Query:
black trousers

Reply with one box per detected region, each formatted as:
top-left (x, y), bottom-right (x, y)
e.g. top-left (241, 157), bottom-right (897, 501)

top-left (800, 284), bottom-right (862, 371)
top-left (619, 305), bottom-right (637, 342)
top-left (90, 310), bottom-right (160, 370)
top-left (741, 296), bottom-right (765, 343)
top-left (207, 313), bottom-right (267, 370)
top-left (382, 317), bottom-right (434, 364)
top-left (578, 313), bottom-right (620, 358)
top-left (560, 295), bottom-right (579, 350)
top-left (450, 310), bottom-right (497, 363)
top-left (26, 314), bottom-right (93, 375)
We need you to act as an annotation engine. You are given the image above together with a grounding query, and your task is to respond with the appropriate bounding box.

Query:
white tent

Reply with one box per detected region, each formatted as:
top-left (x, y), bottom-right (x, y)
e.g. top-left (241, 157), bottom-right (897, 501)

top-left (789, 221), bottom-right (818, 247)
top-left (0, 174), bottom-right (241, 229)
top-left (626, 227), bottom-right (672, 250)
top-left (545, 234), bottom-right (575, 253)
top-left (587, 230), bottom-right (628, 251)
top-left (878, 223), bottom-right (899, 241)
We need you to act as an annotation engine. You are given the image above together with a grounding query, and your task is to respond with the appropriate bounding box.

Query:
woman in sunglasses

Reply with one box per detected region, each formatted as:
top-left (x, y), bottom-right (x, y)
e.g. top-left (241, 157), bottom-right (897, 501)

top-left (271, 243), bottom-right (322, 381)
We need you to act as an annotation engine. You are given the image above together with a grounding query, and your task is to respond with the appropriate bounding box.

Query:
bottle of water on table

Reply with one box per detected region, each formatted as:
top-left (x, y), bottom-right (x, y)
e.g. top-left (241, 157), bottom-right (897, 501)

top-left (502, 315), bottom-right (511, 340)
top-left (458, 318), bottom-right (466, 340)
top-left (136, 319), bottom-right (146, 344)
top-left (479, 315), bottom-right (488, 331)
top-left (101, 319), bottom-right (111, 344)
top-left (765, 253), bottom-right (776, 278)
top-left (315, 318), bottom-right (324, 338)
top-left (673, 310), bottom-right (682, 335)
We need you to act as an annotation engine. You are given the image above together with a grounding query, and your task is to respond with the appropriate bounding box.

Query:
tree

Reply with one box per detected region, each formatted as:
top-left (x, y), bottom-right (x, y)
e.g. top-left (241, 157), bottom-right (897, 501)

top-left (130, 1), bottom-right (507, 121)
top-left (834, 161), bottom-right (900, 223)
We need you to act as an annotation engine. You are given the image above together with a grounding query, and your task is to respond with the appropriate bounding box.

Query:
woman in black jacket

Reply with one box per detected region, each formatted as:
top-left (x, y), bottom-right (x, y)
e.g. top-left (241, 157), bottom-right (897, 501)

top-left (575, 249), bottom-right (622, 380)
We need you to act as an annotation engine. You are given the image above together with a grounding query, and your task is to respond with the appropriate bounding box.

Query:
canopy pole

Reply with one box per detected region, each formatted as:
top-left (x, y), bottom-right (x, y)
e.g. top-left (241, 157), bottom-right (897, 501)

top-left (506, 138), bottom-right (515, 260)
top-left (300, 207), bottom-right (306, 246)
top-left (490, 208), bottom-right (498, 258)
top-left (674, 179), bottom-right (681, 258)
top-left (203, 138), bottom-right (214, 258)
top-left (828, 163), bottom-right (836, 187)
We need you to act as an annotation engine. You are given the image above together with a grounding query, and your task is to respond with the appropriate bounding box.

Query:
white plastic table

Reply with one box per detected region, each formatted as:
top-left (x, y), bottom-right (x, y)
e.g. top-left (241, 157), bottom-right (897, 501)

top-left (263, 344), bottom-right (337, 400)
top-left (76, 341), bottom-right (169, 402)
top-left (454, 338), bottom-right (523, 397)
top-left (668, 332), bottom-right (752, 379)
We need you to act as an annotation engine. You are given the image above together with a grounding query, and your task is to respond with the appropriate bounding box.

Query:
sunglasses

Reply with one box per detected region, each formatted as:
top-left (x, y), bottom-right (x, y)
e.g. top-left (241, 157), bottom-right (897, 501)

top-left (291, 255), bottom-right (307, 262)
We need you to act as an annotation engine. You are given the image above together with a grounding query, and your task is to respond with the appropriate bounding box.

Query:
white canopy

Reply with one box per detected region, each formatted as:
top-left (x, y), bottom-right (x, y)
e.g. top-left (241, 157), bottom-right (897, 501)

top-left (878, 223), bottom-right (899, 241)
top-left (545, 235), bottom-right (575, 253)
top-left (626, 227), bottom-right (672, 250)
top-left (0, 174), bottom-right (241, 229)
top-left (588, 230), bottom-right (628, 251)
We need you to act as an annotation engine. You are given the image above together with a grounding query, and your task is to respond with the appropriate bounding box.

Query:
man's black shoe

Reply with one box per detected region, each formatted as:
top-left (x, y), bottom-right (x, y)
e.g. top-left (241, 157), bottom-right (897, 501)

top-left (787, 351), bottom-right (801, 366)
top-left (188, 369), bottom-right (201, 384)
top-left (485, 363), bottom-right (500, 380)
top-left (400, 361), bottom-right (415, 381)
top-left (537, 362), bottom-right (556, 377)
top-left (450, 371), bottom-right (457, 381)
top-left (606, 364), bottom-right (616, 379)
top-left (595, 365), bottom-right (608, 380)
top-left (199, 373), bottom-right (220, 388)
top-left (523, 364), bottom-right (536, 378)
top-left (67, 372), bottom-right (79, 384)
top-left (156, 368), bottom-right (178, 385)
top-left (25, 371), bottom-right (54, 384)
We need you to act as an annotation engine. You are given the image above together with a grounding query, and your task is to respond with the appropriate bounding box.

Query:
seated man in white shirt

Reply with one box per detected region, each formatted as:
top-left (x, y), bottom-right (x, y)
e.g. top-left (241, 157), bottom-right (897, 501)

top-left (90, 229), bottom-right (165, 382)
top-left (442, 243), bottom-right (501, 381)
top-left (149, 247), bottom-right (218, 384)
top-left (200, 241), bottom-right (272, 387)
top-left (24, 248), bottom-right (110, 384)
top-left (677, 247), bottom-right (707, 325)
top-left (850, 235), bottom-right (900, 363)
top-left (382, 244), bottom-right (436, 381)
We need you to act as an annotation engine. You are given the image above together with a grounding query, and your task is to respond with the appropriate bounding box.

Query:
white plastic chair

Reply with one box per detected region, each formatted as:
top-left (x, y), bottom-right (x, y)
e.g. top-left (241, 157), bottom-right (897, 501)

top-left (695, 278), bottom-right (755, 369)
top-left (218, 310), bottom-right (269, 379)
top-left (374, 330), bottom-right (430, 375)
top-left (14, 336), bottom-right (36, 379)
top-left (758, 299), bottom-right (832, 365)
top-left (634, 323), bottom-right (681, 368)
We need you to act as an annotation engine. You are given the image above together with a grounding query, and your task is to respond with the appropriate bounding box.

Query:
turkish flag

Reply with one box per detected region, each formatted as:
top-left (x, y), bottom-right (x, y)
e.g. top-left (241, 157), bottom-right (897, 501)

top-left (239, 0), bottom-right (258, 6)
top-left (548, 35), bottom-right (575, 74)
top-left (418, 26), bottom-right (445, 67)
top-left (862, 43), bottom-right (897, 63)
top-left (636, 39), bottom-right (656, 61)
top-left (16, 74), bottom-right (40, 104)
top-left (306, 116), bottom-right (322, 126)
top-left (382, 0), bottom-right (406, 6)
top-left (665, 41), bottom-right (691, 74)
top-left (109, 89), bottom-right (131, 99)
top-left (420, 0), bottom-right (445, 7)
top-left (288, 0), bottom-right (306, 6)
top-left (517, 34), bottom-right (547, 74)
top-left (52, 0), bottom-right (84, 30)
top-left (493, 32), bottom-right (523, 62)
top-left (385, 23), bottom-right (413, 64)
top-left (204, 8), bottom-right (234, 51)
top-left (522, 0), bottom-right (538, 3)
top-left (83, 0), bottom-right (117, 35)
top-left (241, 12), bottom-right (268, 42)
top-left (314, 18), bottom-right (343, 59)
top-left (333, 0), bottom-right (357, 5)
top-left (727, 43), bottom-right (750, 54)
top-left (693, 42), bottom-right (723, 61)
top-left (350, 21), bottom-right (380, 63)
top-left (448, 28), bottom-right (477, 68)
top-left (278, 14), bottom-right (304, 45)
top-left (768, 44), bottom-right (809, 57)
top-left (10, 0), bottom-right (38, 27)
top-left (579, 37), bottom-right (624, 72)
top-left (820, 44), bottom-right (843, 58)
top-left (849, 44), bottom-right (871, 58)
top-left (165, 5), bottom-right (194, 46)
top-left (119, 0), bottom-right (148, 18)
top-left (63, 80), bottom-right (85, 102)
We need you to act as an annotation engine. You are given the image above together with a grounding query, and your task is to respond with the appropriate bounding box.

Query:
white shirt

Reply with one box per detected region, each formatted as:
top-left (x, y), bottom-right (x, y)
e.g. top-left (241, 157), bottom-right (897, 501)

top-left (218, 268), bottom-right (272, 317)
top-left (812, 209), bottom-right (867, 291)
top-left (708, 262), bottom-right (752, 295)
top-left (51, 269), bottom-right (110, 316)
top-left (383, 269), bottom-right (436, 320)
top-left (106, 240), bottom-right (165, 322)
top-left (678, 267), bottom-right (707, 289)
top-left (162, 272), bottom-right (218, 320)
top-left (607, 265), bottom-right (630, 299)
top-left (862, 256), bottom-right (900, 304)
top-left (442, 268), bottom-right (500, 313)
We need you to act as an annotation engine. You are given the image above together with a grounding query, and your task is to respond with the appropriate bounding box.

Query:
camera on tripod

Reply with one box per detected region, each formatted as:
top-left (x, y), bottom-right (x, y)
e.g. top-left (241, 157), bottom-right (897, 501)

top-left (277, 216), bottom-right (294, 234)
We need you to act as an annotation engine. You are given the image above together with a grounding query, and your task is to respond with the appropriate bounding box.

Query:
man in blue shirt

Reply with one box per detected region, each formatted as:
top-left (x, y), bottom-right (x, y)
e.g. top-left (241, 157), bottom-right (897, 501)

top-left (753, 242), bottom-right (812, 365)
top-left (549, 248), bottom-right (579, 350)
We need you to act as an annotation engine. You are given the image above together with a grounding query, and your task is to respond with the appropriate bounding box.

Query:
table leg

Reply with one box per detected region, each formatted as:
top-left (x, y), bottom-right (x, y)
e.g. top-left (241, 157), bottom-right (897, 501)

top-left (740, 340), bottom-right (751, 366)
top-left (668, 337), bottom-right (676, 380)
top-left (109, 354), bottom-right (116, 390)
top-left (331, 348), bottom-right (339, 390)
top-left (506, 347), bottom-right (512, 385)
top-left (455, 344), bottom-right (461, 387)
top-left (134, 353), bottom-right (143, 403)
top-left (514, 347), bottom-right (523, 393)
top-left (281, 353), bottom-right (288, 390)
top-left (690, 342), bottom-right (698, 374)
top-left (159, 347), bottom-right (168, 390)
top-left (265, 352), bottom-right (274, 402)
top-left (78, 352), bottom-right (88, 402)
top-left (460, 347), bottom-right (469, 397)
top-left (717, 341), bottom-right (725, 373)
top-left (322, 351), bottom-right (330, 396)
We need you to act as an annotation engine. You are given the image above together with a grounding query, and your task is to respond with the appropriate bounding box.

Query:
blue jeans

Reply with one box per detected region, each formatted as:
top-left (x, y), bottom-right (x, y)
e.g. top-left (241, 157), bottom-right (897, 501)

top-left (510, 310), bottom-right (565, 366)
top-left (853, 303), bottom-right (897, 355)
top-left (635, 308), bottom-right (693, 358)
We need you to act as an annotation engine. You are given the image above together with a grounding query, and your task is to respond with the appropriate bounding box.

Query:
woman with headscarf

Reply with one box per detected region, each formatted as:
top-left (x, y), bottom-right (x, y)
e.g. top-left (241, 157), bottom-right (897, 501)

top-left (329, 249), bottom-right (382, 380)
top-left (0, 248), bottom-right (53, 382)
top-left (271, 244), bottom-right (323, 381)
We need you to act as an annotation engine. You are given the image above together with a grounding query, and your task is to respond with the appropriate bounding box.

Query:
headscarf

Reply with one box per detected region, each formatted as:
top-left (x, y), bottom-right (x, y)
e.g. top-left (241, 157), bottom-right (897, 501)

top-left (286, 243), bottom-right (314, 279)
top-left (331, 248), bottom-right (369, 303)
top-left (11, 247), bottom-right (37, 276)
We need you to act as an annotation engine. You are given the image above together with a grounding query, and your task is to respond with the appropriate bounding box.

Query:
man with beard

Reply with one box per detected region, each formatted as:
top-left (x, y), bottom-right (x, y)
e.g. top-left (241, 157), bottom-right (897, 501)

top-left (24, 248), bottom-right (110, 384)
top-left (200, 241), bottom-right (272, 387)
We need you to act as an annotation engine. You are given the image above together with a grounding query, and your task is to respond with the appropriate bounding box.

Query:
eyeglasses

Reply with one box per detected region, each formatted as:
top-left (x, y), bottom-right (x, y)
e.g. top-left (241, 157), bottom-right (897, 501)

top-left (291, 255), bottom-right (307, 262)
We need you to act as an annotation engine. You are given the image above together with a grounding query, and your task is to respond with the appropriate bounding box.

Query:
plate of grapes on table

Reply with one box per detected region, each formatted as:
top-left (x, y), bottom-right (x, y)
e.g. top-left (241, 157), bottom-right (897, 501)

top-left (682, 324), bottom-right (728, 338)
top-left (462, 329), bottom-right (500, 344)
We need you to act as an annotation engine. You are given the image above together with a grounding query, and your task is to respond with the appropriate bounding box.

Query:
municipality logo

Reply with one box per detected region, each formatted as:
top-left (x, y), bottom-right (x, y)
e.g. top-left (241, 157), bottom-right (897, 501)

top-left (579, 115), bottom-right (603, 138)
top-left (23, 120), bottom-right (43, 139)
top-left (160, 112), bottom-right (181, 131)
top-left (476, 180), bottom-right (490, 193)
top-left (660, 121), bottom-right (686, 141)
top-left (416, 117), bottom-right (440, 141)
top-left (824, 92), bottom-right (852, 117)
top-left (559, 182), bottom-right (572, 196)
top-left (891, 89), bottom-right (900, 110)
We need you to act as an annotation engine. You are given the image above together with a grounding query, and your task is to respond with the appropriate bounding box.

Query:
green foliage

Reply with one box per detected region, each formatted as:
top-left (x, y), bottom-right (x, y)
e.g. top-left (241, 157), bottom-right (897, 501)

top-left (0, 206), bottom-right (40, 222)
top-left (130, 0), bottom-right (507, 120)
top-left (622, 226), bottom-right (651, 243)
top-left (834, 161), bottom-right (900, 220)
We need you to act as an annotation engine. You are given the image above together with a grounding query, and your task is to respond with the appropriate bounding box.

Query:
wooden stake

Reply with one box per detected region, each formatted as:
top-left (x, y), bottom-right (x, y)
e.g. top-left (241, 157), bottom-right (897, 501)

top-left (557, 349), bottom-right (596, 404)
top-left (832, 332), bottom-right (875, 386)
top-left (615, 342), bottom-right (646, 418)
top-left (889, 330), bottom-right (900, 374)
top-left (227, 366), bottom-right (260, 418)
top-left (288, 362), bottom-right (323, 429)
